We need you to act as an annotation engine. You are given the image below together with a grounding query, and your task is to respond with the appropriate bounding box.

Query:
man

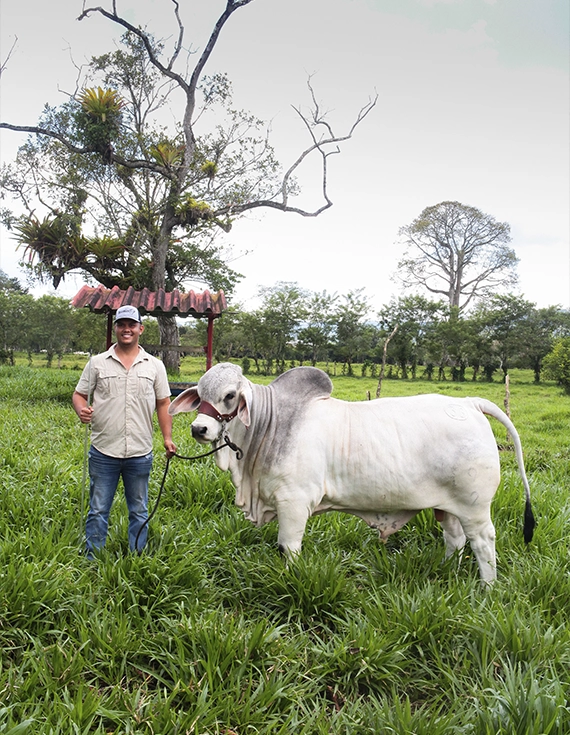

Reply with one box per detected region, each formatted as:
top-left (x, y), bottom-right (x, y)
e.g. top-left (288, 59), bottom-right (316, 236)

top-left (73, 305), bottom-right (177, 558)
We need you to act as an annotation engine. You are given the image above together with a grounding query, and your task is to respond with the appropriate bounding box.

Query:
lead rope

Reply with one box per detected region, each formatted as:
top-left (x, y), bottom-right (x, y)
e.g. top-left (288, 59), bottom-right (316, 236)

top-left (80, 352), bottom-right (93, 537)
top-left (134, 434), bottom-right (243, 553)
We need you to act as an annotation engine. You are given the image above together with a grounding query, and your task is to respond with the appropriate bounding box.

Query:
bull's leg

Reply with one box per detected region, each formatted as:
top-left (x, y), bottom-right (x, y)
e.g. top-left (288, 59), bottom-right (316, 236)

top-left (461, 514), bottom-right (497, 585)
top-left (439, 512), bottom-right (467, 560)
top-left (275, 503), bottom-right (311, 557)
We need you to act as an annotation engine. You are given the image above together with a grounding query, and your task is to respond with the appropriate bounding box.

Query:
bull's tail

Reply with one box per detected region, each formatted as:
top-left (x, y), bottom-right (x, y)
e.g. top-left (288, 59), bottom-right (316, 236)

top-left (524, 498), bottom-right (535, 544)
top-left (476, 398), bottom-right (536, 544)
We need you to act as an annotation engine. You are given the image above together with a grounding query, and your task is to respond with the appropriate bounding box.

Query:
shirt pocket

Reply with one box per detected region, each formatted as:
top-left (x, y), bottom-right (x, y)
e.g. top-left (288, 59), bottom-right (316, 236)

top-left (97, 373), bottom-right (122, 397)
top-left (136, 372), bottom-right (155, 397)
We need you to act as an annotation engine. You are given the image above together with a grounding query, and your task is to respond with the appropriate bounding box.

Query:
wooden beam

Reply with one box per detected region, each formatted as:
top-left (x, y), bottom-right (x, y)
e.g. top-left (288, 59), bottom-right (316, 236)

top-left (106, 312), bottom-right (113, 349)
top-left (206, 316), bottom-right (214, 371)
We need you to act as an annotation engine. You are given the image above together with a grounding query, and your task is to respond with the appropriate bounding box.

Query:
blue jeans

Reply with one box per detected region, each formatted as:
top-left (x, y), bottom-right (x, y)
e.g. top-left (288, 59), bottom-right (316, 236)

top-left (86, 446), bottom-right (153, 557)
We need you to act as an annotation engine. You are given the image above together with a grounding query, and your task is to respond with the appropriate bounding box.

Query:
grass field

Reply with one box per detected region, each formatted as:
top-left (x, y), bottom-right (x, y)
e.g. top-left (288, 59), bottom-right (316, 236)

top-left (0, 362), bottom-right (568, 733)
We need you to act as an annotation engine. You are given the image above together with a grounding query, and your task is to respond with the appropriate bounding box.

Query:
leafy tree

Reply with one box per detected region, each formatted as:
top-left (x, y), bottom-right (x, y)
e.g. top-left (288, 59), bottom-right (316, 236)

top-left (72, 308), bottom-right (108, 355)
top-left (333, 289), bottom-right (372, 375)
top-left (426, 308), bottom-right (479, 382)
top-left (138, 318), bottom-right (160, 349)
top-left (395, 201), bottom-right (518, 311)
top-left (543, 337), bottom-right (570, 394)
top-left (297, 290), bottom-right (338, 366)
top-left (516, 306), bottom-right (570, 383)
top-left (378, 295), bottom-right (443, 379)
top-left (28, 295), bottom-right (78, 367)
top-left (472, 295), bottom-right (535, 381)
top-left (1, 3), bottom-right (376, 370)
top-left (205, 306), bottom-right (253, 363)
top-left (255, 282), bottom-right (308, 374)
top-left (0, 289), bottom-right (34, 363)
top-left (463, 317), bottom-right (500, 383)
top-left (237, 310), bottom-right (268, 374)
top-left (0, 269), bottom-right (26, 293)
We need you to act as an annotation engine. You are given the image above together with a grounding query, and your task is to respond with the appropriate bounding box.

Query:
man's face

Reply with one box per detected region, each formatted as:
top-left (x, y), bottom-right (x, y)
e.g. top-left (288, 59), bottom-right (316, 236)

top-left (114, 319), bottom-right (144, 345)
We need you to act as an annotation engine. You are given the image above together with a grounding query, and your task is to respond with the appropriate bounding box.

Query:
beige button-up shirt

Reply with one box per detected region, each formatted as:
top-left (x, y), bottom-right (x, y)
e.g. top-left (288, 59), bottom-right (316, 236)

top-left (75, 345), bottom-right (171, 458)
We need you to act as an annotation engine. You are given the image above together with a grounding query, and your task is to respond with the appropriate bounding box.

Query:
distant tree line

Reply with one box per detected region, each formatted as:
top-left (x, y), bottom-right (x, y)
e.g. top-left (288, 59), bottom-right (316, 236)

top-left (0, 276), bottom-right (102, 368)
top-left (194, 282), bottom-right (569, 385)
top-left (1, 273), bottom-right (569, 385)
top-left (0, 270), bottom-right (167, 367)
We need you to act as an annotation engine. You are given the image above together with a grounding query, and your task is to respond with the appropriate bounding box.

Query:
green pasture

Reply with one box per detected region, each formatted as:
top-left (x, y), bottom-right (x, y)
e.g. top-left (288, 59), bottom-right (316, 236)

top-left (0, 364), bottom-right (568, 733)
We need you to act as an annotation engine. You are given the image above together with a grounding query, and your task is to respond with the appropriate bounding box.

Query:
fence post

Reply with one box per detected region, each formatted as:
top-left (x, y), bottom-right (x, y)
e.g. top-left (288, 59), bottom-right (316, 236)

top-left (376, 325), bottom-right (398, 398)
top-left (504, 373), bottom-right (511, 443)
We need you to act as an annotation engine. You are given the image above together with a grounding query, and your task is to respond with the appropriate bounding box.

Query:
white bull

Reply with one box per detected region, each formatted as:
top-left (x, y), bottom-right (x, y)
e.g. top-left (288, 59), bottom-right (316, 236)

top-left (169, 363), bottom-right (535, 583)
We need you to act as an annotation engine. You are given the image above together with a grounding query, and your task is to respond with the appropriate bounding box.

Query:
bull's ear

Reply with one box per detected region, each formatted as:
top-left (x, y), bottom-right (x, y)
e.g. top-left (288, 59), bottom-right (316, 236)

top-left (237, 391), bottom-right (250, 427)
top-left (168, 386), bottom-right (200, 415)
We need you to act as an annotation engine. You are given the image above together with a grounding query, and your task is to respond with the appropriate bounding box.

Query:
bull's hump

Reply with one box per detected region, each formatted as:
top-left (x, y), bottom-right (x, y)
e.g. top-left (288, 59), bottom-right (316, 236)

top-left (270, 366), bottom-right (333, 402)
top-left (246, 368), bottom-right (332, 471)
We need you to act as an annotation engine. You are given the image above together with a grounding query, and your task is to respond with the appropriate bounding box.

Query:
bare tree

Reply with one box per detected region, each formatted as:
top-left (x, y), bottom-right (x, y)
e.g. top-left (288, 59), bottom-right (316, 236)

top-left (0, 0), bottom-right (377, 369)
top-left (395, 201), bottom-right (518, 312)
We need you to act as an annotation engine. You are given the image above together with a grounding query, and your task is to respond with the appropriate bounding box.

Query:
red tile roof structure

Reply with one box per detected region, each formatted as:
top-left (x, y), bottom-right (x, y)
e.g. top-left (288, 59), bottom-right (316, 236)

top-left (71, 285), bottom-right (227, 369)
top-left (71, 285), bottom-right (227, 318)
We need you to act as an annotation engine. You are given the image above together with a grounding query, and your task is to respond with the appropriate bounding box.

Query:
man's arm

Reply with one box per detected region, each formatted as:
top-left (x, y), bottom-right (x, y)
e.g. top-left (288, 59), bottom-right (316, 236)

top-left (156, 397), bottom-right (177, 457)
top-left (73, 391), bottom-right (93, 424)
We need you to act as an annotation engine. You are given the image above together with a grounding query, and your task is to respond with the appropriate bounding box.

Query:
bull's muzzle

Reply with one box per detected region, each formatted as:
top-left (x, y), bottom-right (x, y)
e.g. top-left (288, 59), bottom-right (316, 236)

top-left (191, 400), bottom-right (239, 443)
top-left (191, 423), bottom-right (209, 440)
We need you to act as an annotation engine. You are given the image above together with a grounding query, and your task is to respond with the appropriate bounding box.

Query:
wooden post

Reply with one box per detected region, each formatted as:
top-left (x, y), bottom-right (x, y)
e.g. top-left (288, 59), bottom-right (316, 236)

top-left (106, 311), bottom-right (113, 349)
top-left (504, 374), bottom-right (511, 417)
top-left (504, 373), bottom-right (511, 443)
top-left (206, 315), bottom-right (214, 371)
top-left (376, 325), bottom-right (398, 398)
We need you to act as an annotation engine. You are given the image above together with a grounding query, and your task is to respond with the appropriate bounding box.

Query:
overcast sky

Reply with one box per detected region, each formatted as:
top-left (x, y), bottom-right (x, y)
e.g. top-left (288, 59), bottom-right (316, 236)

top-left (0, 0), bottom-right (568, 314)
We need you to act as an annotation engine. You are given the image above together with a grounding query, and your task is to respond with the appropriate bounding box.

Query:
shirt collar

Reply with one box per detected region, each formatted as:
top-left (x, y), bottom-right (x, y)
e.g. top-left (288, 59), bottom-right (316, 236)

top-left (106, 344), bottom-right (148, 364)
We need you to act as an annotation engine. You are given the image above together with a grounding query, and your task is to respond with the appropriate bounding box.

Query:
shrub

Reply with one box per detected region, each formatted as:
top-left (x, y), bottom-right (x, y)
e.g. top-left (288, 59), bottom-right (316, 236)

top-left (543, 337), bottom-right (570, 394)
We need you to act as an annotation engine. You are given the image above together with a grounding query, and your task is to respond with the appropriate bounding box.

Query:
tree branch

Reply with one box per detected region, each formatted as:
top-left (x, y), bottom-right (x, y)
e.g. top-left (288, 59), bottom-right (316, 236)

top-left (0, 122), bottom-right (177, 179)
top-left (77, 2), bottom-right (256, 181)
top-left (188, 1), bottom-right (255, 96)
top-left (220, 90), bottom-right (377, 219)
top-left (78, 4), bottom-right (191, 92)
top-left (0, 35), bottom-right (18, 78)
top-left (167, 0), bottom-right (184, 72)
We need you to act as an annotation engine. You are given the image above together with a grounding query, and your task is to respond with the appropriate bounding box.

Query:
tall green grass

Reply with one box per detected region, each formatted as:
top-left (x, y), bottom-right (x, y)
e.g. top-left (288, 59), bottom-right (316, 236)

top-left (0, 365), bottom-right (568, 733)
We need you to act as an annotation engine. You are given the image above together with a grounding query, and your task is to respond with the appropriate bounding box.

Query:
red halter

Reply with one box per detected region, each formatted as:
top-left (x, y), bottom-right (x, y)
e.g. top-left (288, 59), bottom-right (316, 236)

top-left (197, 400), bottom-right (239, 423)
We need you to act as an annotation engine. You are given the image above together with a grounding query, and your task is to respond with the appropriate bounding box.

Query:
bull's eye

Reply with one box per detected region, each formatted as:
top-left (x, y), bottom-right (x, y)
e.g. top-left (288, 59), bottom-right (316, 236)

top-left (224, 391), bottom-right (236, 403)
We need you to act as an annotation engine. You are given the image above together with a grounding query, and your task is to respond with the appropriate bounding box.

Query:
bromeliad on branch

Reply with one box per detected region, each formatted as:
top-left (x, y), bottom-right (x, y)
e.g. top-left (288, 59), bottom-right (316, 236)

top-left (78, 87), bottom-right (126, 123)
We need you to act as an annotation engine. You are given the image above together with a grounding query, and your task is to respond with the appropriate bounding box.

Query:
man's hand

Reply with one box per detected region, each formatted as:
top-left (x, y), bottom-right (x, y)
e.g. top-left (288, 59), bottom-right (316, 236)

top-left (73, 391), bottom-right (93, 424)
top-left (78, 405), bottom-right (94, 424)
